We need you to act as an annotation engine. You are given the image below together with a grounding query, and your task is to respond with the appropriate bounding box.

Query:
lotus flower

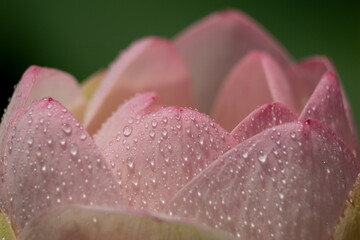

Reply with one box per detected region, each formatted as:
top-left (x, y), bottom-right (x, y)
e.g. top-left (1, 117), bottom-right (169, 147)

top-left (0, 9), bottom-right (359, 240)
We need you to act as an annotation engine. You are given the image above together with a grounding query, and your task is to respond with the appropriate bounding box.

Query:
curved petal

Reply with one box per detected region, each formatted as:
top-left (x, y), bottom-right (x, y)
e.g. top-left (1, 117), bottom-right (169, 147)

top-left (300, 72), bottom-right (357, 155)
top-left (174, 9), bottom-right (292, 113)
top-left (84, 37), bottom-right (194, 135)
top-left (286, 56), bottom-right (335, 111)
top-left (212, 51), bottom-right (295, 131)
top-left (82, 70), bottom-right (105, 100)
top-left (231, 102), bottom-right (297, 142)
top-left (1, 98), bottom-right (122, 233)
top-left (95, 93), bottom-right (238, 212)
top-left (95, 92), bottom-right (158, 150)
top-left (0, 66), bottom-right (86, 216)
top-left (19, 205), bottom-right (232, 240)
top-left (0, 66), bottom-right (85, 145)
top-left (165, 120), bottom-right (360, 240)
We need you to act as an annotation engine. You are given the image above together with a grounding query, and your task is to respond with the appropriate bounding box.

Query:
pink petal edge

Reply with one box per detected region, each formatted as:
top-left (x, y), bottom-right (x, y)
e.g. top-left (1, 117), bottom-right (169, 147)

top-left (300, 72), bottom-right (358, 155)
top-left (84, 37), bottom-right (194, 135)
top-left (231, 102), bottom-right (297, 142)
top-left (95, 92), bottom-right (238, 212)
top-left (174, 9), bottom-right (292, 113)
top-left (165, 120), bottom-right (360, 240)
top-left (212, 51), bottom-right (295, 131)
top-left (1, 98), bottom-right (122, 233)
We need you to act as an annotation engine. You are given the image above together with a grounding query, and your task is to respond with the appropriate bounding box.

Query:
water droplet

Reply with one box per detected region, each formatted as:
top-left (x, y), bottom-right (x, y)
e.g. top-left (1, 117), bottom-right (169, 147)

top-left (149, 129), bottom-right (156, 139)
top-left (60, 138), bottom-right (66, 146)
top-left (258, 150), bottom-right (267, 163)
top-left (161, 128), bottom-right (168, 138)
top-left (127, 157), bottom-right (134, 170)
top-left (61, 123), bottom-right (72, 135)
top-left (27, 137), bottom-right (34, 146)
top-left (70, 144), bottom-right (78, 156)
top-left (79, 132), bottom-right (87, 141)
top-left (151, 119), bottom-right (157, 128)
top-left (123, 125), bottom-right (133, 137)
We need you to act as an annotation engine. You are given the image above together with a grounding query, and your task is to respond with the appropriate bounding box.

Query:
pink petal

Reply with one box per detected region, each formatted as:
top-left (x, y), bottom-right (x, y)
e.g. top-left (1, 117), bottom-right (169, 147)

top-left (0, 66), bottom-right (84, 139)
top-left (300, 72), bottom-right (358, 154)
top-left (95, 92), bottom-right (157, 150)
top-left (1, 98), bottom-right (121, 233)
top-left (286, 56), bottom-right (335, 111)
top-left (95, 93), bottom-right (238, 212)
top-left (165, 120), bottom-right (360, 239)
top-left (19, 205), bottom-right (232, 240)
top-left (84, 37), bottom-right (194, 135)
top-left (174, 9), bottom-right (292, 113)
top-left (212, 51), bottom-right (295, 131)
top-left (231, 102), bottom-right (297, 142)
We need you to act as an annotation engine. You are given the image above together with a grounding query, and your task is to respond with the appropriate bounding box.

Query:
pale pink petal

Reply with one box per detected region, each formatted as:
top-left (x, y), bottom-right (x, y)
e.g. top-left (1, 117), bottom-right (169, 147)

top-left (174, 9), bottom-right (292, 113)
top-left (1, 98), bottom-right (121, 233)
top-left (286, 56), bottom-right (335, 111)
top-left (95, 92), bottom-right (157, 150)
top-left (166, 120), bottom-right (359, 240)
top-left (0, 66), bottom-right (85, 142)
top-left (300, 72), bottom-right (358, 154)
top-left (84, 37), bottom-right (194, 135)
top-left (95, 93), bottom-right (238, 212)
top-left (19, 205), bottom-right (232, 240)
top-left (212, 51), bottom-right (295, 131)
top-left (0, 66), bottom-right (86, 216)
top-left (231, 102), bottom-right (297, 142)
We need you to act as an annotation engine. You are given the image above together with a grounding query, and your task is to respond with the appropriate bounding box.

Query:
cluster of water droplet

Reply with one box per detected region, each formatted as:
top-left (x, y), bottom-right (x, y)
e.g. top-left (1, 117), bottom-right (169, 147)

top-left (2, 98), bottom-right (121, 229)
top-left (101, 105), bottom-right (237, 212)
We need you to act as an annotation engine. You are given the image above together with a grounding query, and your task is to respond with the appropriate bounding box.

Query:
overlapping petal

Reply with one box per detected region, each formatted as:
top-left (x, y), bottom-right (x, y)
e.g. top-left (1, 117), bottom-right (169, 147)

top-left (231, 102), bottom-right (297, 142)
top-left (174, 9), bottom-right (292, 113)
top-left (300, 72), bottom-right (358, 154)
top-left (84, 37), bottom-right (194, 135)
top-left (165, 120), bottom-right (359, 239)
top-left (95, 93), bottom-right (238, 211)
top-left (212, 51), bottom-right (295, 131)
top-left (286, 56), bottom-right (335, 111)
top-left (19, 205), bottom-right (232, 240)
top-left (1, 98), bottom-right (122, 233)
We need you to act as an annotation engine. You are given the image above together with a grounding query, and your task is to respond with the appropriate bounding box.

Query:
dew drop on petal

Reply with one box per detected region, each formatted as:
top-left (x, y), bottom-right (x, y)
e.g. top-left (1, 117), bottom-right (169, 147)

top-left (70, 143), bottom-right (78, 156)
top-left (123, 125), bottom-right (133, 137)
top-left (61, 123), bottom-right (72, 135)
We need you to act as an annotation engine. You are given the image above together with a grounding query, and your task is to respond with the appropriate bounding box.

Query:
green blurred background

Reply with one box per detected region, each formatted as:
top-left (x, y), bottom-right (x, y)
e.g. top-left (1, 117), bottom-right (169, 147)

top-left (1, 0), bottom-right (360, 132)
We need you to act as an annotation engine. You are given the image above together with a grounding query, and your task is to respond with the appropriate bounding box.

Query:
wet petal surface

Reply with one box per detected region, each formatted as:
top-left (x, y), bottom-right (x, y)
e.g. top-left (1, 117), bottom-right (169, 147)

top-left (96, 94), bottom-right (238, 212)
top-left (231, 102), bottom-right (297, 142)
top-left (1, 98), bottom-right (121, 233)
top-left (300, 72), bottom-right (357, 154)
top-left (166, 120), bottom-right (359, 240)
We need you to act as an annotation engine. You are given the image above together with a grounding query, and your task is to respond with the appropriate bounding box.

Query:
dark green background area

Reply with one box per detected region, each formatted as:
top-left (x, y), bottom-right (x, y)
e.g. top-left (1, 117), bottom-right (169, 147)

top-left (1, 1), bottom-right (360, 132)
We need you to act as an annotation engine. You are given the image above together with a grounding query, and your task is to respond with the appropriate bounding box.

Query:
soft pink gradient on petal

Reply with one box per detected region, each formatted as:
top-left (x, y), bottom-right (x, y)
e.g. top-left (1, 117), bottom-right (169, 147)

top-left (300, 72), bottom-right (358, 155)
top-left (286, 56), bottom-right (335, 112)
top-left (95, 92), bottom-right (158, 149)
top-left (96, 93), bottom-right (238, 212)
top-left (19, 205), bottom-right (232, 240)
top-left (0, 66), bottom-right (85, 214)
top-left (212, 51), bottom-right (295, 131)
top-left (231, 102), bottom-right (297, 142)
top-left (174, 9), bottom-right (292, 113)
top-left (166, 120), bottom-right (360, 240)
top-left (84, 37), bottom-right (194, 135)
top-left (1, 98), bottom-right (122, 233)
